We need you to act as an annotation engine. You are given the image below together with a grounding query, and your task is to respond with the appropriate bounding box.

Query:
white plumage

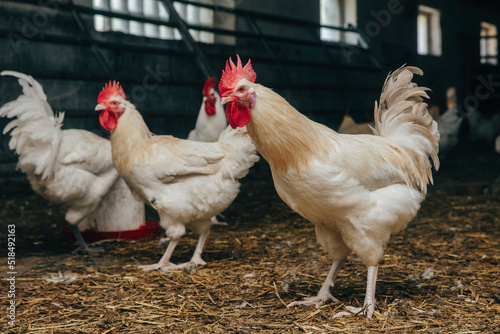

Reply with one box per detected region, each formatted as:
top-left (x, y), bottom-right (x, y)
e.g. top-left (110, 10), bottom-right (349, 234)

top-left (220, 61), bottom-right (439, 319)
top-left (95, 86), bottom-right (258, 271)
top-left (187, 78), bottom-right (227, 142)
top-left (0, 71), bottom-right (142, 252)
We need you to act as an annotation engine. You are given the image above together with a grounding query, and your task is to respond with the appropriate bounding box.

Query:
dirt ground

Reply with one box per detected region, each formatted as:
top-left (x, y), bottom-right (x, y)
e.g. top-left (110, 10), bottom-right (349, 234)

top-left (0, 139), bottom-right (499, 333)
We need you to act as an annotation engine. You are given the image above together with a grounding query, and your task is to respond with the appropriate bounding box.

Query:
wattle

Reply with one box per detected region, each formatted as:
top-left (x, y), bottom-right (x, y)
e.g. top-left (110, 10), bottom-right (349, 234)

top-left (99, 110), bottom-right (118, 131)
top-left (226, 100), bottom-right (250, 129)
top-left (204, 101), bottom-right (216, 116)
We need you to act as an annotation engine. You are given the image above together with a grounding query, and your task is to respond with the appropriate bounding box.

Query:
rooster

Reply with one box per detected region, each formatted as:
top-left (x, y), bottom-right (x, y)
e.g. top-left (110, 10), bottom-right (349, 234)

top-left (187, 77), bottom-right (227, 142)
top-left (218, 56), bottom-right (439, 318)
top-left (95, 81), bottom-right (258, 271)
top-left (0, 71), bottom-right (124, 252)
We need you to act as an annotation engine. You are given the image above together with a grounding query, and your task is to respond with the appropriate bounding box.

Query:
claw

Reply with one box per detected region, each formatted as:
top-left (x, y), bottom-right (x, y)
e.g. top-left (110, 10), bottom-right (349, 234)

top-left (333, 304), bottom-right (373, 319)
top-left (138, 263), bottom-right (165, 271)
top-left (287, 259), bottom-right (345, 309)
top-left (287, 292), bottom-right (339, 309)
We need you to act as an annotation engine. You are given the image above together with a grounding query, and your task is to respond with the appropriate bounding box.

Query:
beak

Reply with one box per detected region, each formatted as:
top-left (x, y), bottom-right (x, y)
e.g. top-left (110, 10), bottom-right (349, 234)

top-left (221, 96), bottom-right (234, 106)
top-left (95, 104), bottom-right (106, 111)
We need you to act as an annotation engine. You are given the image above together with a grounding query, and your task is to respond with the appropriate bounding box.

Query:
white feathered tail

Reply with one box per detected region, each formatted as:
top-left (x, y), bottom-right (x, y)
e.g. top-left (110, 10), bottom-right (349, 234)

top-left (0, 71), bottom-right (63, 180)
top-left (371, 66), bottom-right (440, 194)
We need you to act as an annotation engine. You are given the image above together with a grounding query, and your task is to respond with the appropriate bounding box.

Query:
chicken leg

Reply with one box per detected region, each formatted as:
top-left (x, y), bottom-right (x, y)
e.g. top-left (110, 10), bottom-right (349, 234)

top-left (287, 258), bottom-right (346, 308)
top-left (139, 228), bottom-right (211, 271)
top-left (333, 265), bottom-right (378, 319)
top-left (67, 223), bottom-right (103, 253)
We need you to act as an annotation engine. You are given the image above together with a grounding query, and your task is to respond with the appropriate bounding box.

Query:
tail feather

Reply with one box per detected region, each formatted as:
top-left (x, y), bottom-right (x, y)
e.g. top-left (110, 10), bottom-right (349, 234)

top-left (372, 66), bottom-right (440, 194)
top-left (0, 71), bottom-right (63, 180)
top-left (2, 71), bottom-right (48, 101)
top-left (218, 125), bottom-right (259, 180)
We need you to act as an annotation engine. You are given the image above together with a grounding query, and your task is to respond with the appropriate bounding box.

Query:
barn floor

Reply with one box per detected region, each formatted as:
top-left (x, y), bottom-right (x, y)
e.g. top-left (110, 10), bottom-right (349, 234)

top-left (1, 140), bottom-right (499, 334)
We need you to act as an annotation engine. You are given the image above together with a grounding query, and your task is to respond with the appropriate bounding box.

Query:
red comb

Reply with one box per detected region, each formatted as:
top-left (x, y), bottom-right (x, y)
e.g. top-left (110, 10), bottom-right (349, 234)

top-left (219, 55), bottom-right (256, 98)
top-left (203, 77), bottom-right (217, 97)
top-left (98, 81), bottom-right (126, 104)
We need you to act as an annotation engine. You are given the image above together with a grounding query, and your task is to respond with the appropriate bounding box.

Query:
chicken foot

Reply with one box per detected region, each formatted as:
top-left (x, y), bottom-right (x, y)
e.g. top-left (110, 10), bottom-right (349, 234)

top-left (333, 265), bottom-right (378, 319)
top-left (186, 225), bottom-right (211, 266)
top-left (139, 228), bottom-right (211, 271)
top-left (67, 223), bottom-right (103, 253)
top-left (287, 258), bottom-right (346, 308)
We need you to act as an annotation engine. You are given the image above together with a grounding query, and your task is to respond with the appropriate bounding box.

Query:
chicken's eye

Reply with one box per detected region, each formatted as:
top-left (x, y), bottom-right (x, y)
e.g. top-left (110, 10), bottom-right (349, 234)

top-left (239, 86), bottom-right (245, 92)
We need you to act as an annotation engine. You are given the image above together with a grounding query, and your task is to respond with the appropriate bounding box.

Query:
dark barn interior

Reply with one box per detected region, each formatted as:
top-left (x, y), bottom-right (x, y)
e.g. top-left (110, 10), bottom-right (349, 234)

top-left (0, 0), bottom-right (499, 333)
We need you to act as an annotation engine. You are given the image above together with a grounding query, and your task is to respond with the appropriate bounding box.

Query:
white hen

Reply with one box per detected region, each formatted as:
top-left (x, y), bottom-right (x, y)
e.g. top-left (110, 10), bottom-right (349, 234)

top-left (0, 71), bottom-right (137, 252)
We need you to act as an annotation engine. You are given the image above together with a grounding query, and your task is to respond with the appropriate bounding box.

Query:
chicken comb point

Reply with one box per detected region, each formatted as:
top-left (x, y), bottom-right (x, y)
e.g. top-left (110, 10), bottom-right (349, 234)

top-left (203, 77), bottom-right (218, 97)
top-left (98, 80), bottom-right (126, 104)
top-left (219, 55), bottom-right (256, 98)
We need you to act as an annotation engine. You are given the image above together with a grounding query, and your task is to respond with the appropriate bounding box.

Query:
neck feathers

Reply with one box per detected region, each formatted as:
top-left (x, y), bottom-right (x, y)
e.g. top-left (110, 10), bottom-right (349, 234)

top-left (110, 102), bottom-right (151, 175)
top-left (246, 85), bottom-right (333, 174)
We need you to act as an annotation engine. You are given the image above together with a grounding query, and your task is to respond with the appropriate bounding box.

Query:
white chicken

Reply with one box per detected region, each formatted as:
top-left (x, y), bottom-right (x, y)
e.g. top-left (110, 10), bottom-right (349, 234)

top-left (437, 87), bottom-right (463, 159)
top-left (187, 77), bottom-right (227, 142)
top-left (0, 71), bottom-right (124, 252)
top-left (95, 81), bottom-right (258, 271)
top-left (337, 109), bottom-right (374, 135)
top-left (218, 56), bottom-right (439, 318)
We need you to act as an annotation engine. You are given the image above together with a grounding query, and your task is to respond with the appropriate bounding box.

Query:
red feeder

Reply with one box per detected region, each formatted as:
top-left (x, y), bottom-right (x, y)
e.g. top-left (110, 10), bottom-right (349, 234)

top-left (62, 220), bottom-right (160, 243)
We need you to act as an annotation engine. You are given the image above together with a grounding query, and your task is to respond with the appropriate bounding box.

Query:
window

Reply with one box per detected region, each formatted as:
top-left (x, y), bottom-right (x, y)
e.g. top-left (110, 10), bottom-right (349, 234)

top-left (417, 5), bottom-right (441, 56)
top-left (320, 0), bottom-right (357, 44)
top-left (92, 0), bottom-right (230, 43)
top-left (93, 0), bottom-right (174, 39)
top-left (480, 22), bottom-right (498, 65)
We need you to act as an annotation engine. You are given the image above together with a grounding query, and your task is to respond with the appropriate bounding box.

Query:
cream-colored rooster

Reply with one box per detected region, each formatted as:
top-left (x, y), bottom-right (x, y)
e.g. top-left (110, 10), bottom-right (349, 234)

top-left (218, 56), bottom-right (439, 318)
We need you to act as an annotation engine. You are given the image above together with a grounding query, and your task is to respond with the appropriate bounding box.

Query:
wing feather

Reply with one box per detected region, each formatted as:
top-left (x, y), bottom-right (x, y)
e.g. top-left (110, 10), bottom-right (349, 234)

top-left (143, 137), bottom-right (226, 184)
